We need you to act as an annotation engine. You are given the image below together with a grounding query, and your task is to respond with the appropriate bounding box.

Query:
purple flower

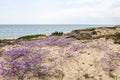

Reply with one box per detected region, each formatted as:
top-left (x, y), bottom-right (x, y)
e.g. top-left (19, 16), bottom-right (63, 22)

top-left (19, 65), bottom-right (26, 70)
top-left (70, 45), bottom-right (87, 51)
top-left (1, 72), bottom-right (8, 77)
top-left (6, 47), bottom-right (29, 57)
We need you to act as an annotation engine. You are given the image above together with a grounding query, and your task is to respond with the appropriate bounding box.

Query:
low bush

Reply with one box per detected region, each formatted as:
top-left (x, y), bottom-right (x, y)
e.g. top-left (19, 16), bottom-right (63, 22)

top-left (107, 27), bottom-right (117, 29)
top-left (17, 34), bottom-right (46, 40)
top-left (113, 32), bottom-right (120, 44)
top-left (51, 31), bottom-right (63, 36)
top-left (114, 32), bottom-right (120, 39)
top-left (81, 28), bottom-right (95, 31)
top-left (91, 31), bottom-right (97, 35)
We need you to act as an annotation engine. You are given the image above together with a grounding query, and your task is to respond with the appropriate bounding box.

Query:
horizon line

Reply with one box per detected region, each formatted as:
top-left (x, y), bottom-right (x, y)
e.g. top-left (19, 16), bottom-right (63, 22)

top-left (0, 24), bottom-right (118, 25)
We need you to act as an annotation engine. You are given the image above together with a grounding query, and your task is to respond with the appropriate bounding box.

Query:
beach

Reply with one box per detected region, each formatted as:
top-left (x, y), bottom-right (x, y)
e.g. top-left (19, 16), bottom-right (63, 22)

top-left (0, 25), bottom-right (120, 80)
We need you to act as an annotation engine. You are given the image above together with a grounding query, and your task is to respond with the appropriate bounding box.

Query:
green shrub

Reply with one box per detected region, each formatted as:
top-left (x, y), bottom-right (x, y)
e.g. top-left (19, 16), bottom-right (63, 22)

top-left (113, 33), bottom-right (120, 44)
top-left (107, 27), bottom-right (116, 29)
top-left (17, 34), bottom-right (46, 40)
top-left (83, 73), bottom-right (90, 79)
top-left (51, 31), bottom-right (63, 36)
top-left (91, 31), bottom-right (97, 35)
top-left (0, 39), bottom-right (5, 43)
top-left (114, 32), bottom-right (120, 39)
top-left (109, 72), bottom-right (115, 79)
top-left (81, 28), bottom-right (95, 31)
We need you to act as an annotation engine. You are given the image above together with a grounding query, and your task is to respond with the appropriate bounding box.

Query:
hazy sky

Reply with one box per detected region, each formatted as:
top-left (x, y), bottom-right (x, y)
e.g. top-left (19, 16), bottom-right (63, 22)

top-left (0, 0), bottom-right (120, 24)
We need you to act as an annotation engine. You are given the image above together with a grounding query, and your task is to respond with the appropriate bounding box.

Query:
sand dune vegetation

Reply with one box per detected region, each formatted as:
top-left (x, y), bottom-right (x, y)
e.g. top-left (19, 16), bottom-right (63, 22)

top-left (0, 26), bottom-right (120, 80)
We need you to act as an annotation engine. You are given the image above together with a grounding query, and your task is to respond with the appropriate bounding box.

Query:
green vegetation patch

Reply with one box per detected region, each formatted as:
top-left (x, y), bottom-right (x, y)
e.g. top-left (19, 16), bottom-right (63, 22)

top-left (106, 27), bottom-right (117, 29)
top-left (80, 28), bottom-right (95, 31)
top-left (17, 34), bottom-right (46, 40)
top-left (114, 32), bottom-right (120, 39)
top-left (51, 31), bottom-right (63, 36)
top-left (113, 32), bottom-right (120, 44)
top-left (83, 73), bottom-right (90, 79)
top-left (91, 31), bottom-right (97, 35)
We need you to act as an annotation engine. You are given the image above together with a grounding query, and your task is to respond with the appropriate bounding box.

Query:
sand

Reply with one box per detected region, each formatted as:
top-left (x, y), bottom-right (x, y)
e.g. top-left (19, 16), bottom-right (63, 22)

top-left (0, 38), bottom-right (120, 80)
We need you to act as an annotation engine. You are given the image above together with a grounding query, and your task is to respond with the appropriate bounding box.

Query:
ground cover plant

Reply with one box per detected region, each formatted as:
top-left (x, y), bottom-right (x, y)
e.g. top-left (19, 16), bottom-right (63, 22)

top-left (0, 36), bottom-right (74, 80)
top-left (0, 35), bottom-right (120, 80)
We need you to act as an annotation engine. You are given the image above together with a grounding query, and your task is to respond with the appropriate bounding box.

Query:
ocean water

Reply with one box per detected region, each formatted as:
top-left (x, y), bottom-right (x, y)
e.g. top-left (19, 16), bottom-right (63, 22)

top-left (0, 24), bottom-right (114, 39)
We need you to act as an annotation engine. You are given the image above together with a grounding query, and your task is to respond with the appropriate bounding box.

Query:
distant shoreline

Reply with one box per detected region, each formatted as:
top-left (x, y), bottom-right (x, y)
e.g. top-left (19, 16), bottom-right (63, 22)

top-left (0, 25), bottom-right (117, 40)
top-left (0, 25), bottom-right (120, 41)
top-left (0, 25), bottom-right (119, 40)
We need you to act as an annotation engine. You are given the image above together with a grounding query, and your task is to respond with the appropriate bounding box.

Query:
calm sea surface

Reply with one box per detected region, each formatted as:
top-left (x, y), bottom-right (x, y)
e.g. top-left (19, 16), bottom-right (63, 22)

top-left (0, 24), bottom-right (114, 39)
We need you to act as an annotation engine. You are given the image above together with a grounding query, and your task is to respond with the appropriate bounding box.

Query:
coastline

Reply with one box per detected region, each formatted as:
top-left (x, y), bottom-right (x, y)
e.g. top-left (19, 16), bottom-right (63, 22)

top-left (0, 24), bottom-right (115, 40)
top-left (0, 25), bottom-right (120, 43)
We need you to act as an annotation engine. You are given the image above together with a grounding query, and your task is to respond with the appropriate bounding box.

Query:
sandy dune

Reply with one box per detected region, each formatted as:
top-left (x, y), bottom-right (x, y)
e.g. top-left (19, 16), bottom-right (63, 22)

top-left (0, 37), bottom-right (120, 80)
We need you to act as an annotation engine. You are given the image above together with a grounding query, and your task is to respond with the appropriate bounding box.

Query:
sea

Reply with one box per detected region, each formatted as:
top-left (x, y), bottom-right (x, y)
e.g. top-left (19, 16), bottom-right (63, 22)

top-left (0, 24), bottom-right (115, 39)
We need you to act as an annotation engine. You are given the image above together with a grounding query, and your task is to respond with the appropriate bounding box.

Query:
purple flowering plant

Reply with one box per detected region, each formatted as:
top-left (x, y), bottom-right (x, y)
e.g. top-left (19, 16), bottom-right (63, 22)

top-left (0, 47), bottom-right (44, 80)
top-left (19, 36), bottom-right (74, 48)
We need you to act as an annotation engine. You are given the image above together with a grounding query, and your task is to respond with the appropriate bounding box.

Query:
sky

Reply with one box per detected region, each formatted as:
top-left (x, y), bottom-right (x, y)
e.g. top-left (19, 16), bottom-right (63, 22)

top-left (0, 0), bottom-right (120, 24)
